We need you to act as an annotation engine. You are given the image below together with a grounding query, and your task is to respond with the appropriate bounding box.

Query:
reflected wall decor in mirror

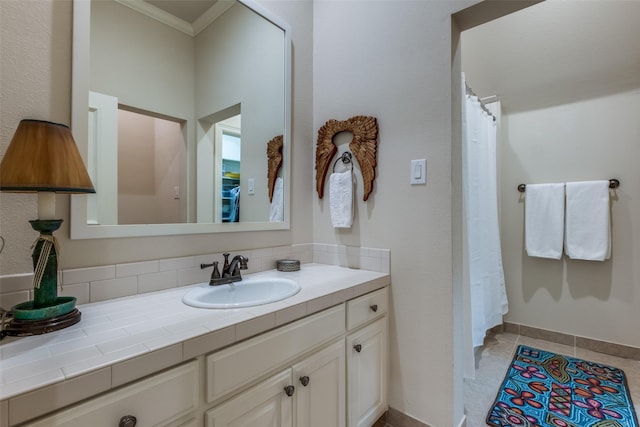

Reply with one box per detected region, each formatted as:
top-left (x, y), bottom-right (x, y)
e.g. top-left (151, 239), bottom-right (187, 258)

top-left (71, 0), bottom-right (291, 238)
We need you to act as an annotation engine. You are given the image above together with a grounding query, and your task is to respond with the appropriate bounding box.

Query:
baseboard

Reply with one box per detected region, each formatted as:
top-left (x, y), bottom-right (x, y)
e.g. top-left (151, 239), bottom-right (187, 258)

top-left (384, 407), bottom-right (466, 427)
top-left (387, 407), bottom-right (432, 427)
top-left (503, 322), bottom-right (640, 360)
top-left (372, 412), bottom-right (388, 427)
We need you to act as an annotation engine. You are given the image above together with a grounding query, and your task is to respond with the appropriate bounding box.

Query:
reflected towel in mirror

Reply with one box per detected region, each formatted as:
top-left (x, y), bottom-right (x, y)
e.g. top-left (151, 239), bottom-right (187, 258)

top-left (229, 186), bottom-right (240, 223)
top-left (270, 177), bottom-right (284, 222)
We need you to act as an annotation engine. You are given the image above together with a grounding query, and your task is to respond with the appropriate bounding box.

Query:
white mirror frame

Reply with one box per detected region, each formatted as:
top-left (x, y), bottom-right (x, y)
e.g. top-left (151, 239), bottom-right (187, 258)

top-left (70, 0), bottom-right (291, 239)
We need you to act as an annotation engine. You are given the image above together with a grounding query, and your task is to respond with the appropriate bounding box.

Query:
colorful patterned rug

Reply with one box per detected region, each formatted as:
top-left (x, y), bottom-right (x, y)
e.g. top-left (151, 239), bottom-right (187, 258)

top-left (486, 345), bottom-right (639, 427)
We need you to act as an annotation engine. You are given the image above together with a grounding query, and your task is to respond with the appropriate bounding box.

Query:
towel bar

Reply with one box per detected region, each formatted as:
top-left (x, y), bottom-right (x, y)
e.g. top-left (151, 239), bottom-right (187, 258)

top-left (517, 179), bottom-right (620, 193)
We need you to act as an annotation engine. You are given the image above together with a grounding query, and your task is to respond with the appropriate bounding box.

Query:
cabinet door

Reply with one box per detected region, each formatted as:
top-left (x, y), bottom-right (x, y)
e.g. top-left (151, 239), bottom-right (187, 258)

top-left (24, 362), bottom-right (199, 427)
top-left (292, 340), bottom-right (346, 427)
top-left (347, 318), bottom-right (388, 427)
top-left (206, 369), bottom-right (294, 427)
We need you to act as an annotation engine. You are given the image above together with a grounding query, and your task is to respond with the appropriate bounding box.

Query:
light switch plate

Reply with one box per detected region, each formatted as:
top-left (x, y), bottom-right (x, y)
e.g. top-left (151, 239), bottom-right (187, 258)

top-left (410, 159), bottom-right (426, 185)
top-left (247, 178), bottom-right (255, 195)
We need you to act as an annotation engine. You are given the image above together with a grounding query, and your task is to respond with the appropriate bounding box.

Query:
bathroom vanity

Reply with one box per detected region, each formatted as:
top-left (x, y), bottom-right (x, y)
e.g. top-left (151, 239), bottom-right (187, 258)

top-left (0, 264), bottom-right (389, 427)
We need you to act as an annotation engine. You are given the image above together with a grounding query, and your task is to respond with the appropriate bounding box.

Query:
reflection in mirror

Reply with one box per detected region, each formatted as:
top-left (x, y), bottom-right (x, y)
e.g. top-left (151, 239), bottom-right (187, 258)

top-left (218, 116), bottom-right (241, 223)
top-left (117, 108), bottom-right (186, 225)
top-left (267, 135), bottom-right (284, 222)
top-left (71, 0), bottom-right (291, 238)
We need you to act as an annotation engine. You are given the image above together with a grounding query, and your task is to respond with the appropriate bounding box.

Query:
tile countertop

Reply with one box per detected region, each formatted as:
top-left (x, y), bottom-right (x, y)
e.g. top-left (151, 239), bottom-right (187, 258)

top-left (0, 264), bottom-right (390, 401)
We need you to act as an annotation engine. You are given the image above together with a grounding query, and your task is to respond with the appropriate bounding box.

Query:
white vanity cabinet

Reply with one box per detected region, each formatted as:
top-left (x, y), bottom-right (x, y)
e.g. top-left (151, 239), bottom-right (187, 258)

top-left (23, 361), bottom-right (199, 427)
top-left (346, 288), bottom-right (389, 427)
top-left (11, 286), bottom-right (388, 427)
top-left (204, 287), bottom-right (387, 427)
top-left (203, 288), bottom-right (388, 427)
top-left (204, 305), bottom-right (346, 427)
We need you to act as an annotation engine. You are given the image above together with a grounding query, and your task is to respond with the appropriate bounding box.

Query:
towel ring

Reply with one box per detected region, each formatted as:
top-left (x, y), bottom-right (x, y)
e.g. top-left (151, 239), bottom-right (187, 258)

top-left (332, 151), bottom-right (353, 173)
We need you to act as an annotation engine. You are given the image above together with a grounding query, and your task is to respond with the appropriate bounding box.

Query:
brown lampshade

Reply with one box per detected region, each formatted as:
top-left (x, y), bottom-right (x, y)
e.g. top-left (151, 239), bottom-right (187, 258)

top-left (0, 120), bottom-right (95, 193)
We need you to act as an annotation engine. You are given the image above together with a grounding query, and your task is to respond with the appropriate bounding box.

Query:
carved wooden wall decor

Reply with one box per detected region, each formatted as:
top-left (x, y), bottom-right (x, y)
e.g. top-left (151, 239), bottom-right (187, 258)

top-left (266, 135), bottom-right (283, 202)
top-left (315, 115), bottom-right (378, 201)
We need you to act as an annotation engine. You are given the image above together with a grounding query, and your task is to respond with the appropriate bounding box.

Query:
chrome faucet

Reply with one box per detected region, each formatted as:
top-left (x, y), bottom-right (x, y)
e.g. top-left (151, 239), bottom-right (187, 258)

top-left (201, 253), bottom-right (249, 286)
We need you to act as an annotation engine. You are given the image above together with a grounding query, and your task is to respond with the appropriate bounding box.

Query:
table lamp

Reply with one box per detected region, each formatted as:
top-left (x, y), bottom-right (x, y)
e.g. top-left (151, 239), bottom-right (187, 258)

top-left (0, 119), bottom-right (95, 335)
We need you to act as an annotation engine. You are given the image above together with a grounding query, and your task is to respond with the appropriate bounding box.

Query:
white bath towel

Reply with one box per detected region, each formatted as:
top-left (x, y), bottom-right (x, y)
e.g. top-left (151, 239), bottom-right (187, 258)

top-left (269, 177), bottom-right (284, 222)
top-left (228, 186), bottom-right (240, 223)
top-left (565, 180), bottom-right (611, 261)
top-left (329, 170), bottom-right (353, 228)
top-left (525, 183), bottom-right (565, 259)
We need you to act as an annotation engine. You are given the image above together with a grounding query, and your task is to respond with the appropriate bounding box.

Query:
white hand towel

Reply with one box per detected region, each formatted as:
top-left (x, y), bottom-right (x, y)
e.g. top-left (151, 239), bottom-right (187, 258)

top-left (525, 183), bottom-right (565, 259)
top-left (330, 170), bottom-right (353, 228)
top-left (269, 177), bottom-right (284, 222)
top-left (565, 180), bottom-right (611, 261)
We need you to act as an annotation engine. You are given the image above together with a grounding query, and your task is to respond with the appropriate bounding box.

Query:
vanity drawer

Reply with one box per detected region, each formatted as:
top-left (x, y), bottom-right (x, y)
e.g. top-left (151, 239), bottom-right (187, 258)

top-left (347, 287), bottom-right (388, 330)
top-left (206, 304), bottom-right (345, 403)
top-left (24, 361), bottom-right (199, 427)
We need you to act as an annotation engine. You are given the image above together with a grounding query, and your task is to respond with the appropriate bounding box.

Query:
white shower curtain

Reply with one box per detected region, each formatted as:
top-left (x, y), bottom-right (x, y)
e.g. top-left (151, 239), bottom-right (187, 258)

top-left (462, 77), bottom-right (509, 351)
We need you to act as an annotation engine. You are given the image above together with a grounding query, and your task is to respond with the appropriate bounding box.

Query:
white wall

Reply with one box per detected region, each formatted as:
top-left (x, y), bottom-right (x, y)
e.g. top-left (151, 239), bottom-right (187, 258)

top-left (0, 0), bottom-right (74, 274)
top-left (0, 0), bottom-right (313, 273)
top-left (313, 2), bottom-right (474, 425)
top-left (500, 90), bottom-right (640, 348)
top-left (118, 111), bottom-right (157, 223)
top-left (117, 113), bottom-right (186, 224)
top-left (459, 0), bottom-right (640, 114)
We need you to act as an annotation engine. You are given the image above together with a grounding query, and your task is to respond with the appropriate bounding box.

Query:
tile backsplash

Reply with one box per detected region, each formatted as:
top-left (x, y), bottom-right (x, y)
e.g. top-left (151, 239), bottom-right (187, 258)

top-left (0, 244), bottom-right (390, 308)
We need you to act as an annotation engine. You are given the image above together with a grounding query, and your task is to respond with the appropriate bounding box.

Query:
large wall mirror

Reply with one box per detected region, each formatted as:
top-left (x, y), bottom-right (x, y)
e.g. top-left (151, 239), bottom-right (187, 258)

top-left (71, 0), bottom-right (291, 238)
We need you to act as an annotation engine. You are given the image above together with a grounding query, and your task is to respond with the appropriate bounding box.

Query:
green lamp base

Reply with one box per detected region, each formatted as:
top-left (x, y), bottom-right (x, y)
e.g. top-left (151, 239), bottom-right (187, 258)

top-left (3, 219), bottom-right (83, 336)
top-left (5, 309), bottom-right (81, 336)
top-left (12, 296), bottom-right (77, 320)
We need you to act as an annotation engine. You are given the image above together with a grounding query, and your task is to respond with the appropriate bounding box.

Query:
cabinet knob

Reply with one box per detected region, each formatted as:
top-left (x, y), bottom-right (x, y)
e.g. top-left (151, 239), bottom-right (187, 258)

top-left (353, 344), bottom-right (362, 353)
top-left (284, 385), bottom-right (295, 396)
top-left (370, 304), bottom-right (378, 312)
top-left (119, 415), bottom-right (137, 427)
top-left (299, 376), bottom-right (310, 386)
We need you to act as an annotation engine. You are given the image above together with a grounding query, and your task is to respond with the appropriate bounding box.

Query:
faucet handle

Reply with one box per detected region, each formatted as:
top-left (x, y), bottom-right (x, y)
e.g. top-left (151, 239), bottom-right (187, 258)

top-left (212, 261), bottom-right (220, 279)
top-left (222, 253), bottom-right (230, 274)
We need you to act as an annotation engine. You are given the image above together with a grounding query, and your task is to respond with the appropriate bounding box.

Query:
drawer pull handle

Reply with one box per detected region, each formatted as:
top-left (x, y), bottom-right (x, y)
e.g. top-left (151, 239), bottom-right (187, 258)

top-left (354, 344), bottom-right (362, 353)
top-left (119, 415), bottom-right (137, 427)
top-left (284, 385), bottom-right (295, 396)
top-left (370, 304), bottom-right (378, 312)
top-left (300, 376), bottom-right (310, 386)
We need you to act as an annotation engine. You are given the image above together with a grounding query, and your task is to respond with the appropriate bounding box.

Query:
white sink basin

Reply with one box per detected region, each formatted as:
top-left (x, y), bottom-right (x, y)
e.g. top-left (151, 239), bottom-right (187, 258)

top-left (182, 277), bottom-right (301, 309)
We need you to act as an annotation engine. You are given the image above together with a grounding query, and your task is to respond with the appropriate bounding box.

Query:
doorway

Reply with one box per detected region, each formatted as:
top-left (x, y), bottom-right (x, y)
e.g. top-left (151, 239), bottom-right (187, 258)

top-left (453, 1), bottom-right (640, 424)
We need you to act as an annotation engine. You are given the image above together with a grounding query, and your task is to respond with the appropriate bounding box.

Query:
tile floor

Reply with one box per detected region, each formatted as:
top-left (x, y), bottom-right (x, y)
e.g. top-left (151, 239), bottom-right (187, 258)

top-left (464, 332), bottom-right (640, 427)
